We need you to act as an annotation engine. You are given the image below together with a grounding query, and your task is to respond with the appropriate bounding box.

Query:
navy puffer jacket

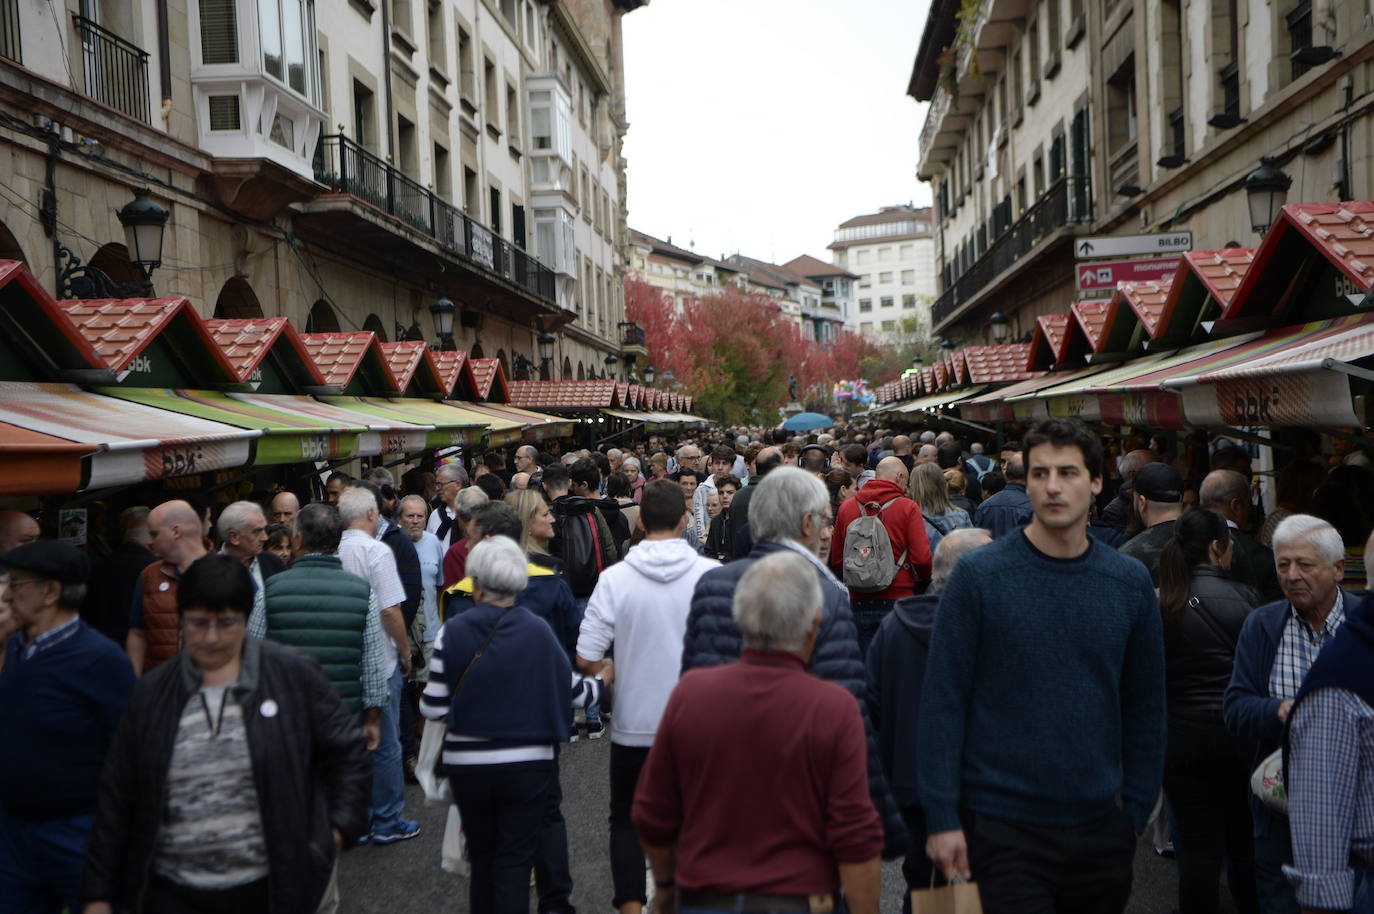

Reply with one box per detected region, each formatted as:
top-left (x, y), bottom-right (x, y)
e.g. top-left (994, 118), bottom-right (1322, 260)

top-left (683, 541), bottom-right (909, 859)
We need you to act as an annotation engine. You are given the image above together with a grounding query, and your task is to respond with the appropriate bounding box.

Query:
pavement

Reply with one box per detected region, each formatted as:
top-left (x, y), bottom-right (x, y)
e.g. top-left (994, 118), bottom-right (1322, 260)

top-left (337, 734), bottom-right (1236, 914)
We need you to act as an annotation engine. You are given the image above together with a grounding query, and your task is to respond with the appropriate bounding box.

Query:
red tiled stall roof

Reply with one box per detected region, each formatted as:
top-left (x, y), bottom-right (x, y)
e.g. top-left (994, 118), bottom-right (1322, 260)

top-left (430, 350), bottom-right (478, 398)
top-left (963, 344), bottom-right (1038, 385)
top-left (1118, 278), bottom-right (1175, 338)
top-left (1028, 313), bottom-right (1072, 369)
top-left (0, 261), bottom-right (104, 378)
top-left (1184, 248), bottom-right (1255, 309)
top-left (1225, 201), bottom-right (1374, 326)
top-left (58, 297), bottom-right (236, 385)
top-left (932, 360), bottom-right (948, 390)
top-left (950, 350), bottom-right (969, 385)
top-left (299, 332), bottom-right (389, 390)
top-left (204, 318), bottom-right (326, 387)
top-left (379, 341), bottom-right (447, 395)
top-left (467, 358), bottom-right (510, 402)
top-left (509, 380), bottom-right (619, 409)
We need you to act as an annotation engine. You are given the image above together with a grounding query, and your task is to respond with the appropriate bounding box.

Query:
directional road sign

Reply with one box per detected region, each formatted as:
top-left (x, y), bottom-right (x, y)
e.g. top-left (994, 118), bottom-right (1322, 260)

top-left (1074, 231), bottom-right (1192, 260)
top-left (1076, 256), bottom-right (1182, 293)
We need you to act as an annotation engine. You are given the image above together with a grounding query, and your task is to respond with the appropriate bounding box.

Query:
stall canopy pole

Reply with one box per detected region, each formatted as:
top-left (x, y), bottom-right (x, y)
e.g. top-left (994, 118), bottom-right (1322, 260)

top-left (597, 422), bottom-right (645, 446)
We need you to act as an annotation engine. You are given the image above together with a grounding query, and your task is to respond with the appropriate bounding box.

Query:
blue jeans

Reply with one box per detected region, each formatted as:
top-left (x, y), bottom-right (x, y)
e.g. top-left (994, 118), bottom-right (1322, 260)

top-left (0, 807), bottom-right (91, 914)
top-left (571, 598), bottom-right (600, 727)
top-left (1253, 811), bottom-right (1299, 914)
top-left (370, 665), bottom-right (406, 827)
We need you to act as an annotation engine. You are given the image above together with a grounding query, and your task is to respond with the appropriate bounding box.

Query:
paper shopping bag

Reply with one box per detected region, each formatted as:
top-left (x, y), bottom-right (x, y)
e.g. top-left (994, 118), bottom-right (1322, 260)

top-left (440, 803), bottom-right (470, 876)
top-left (910, 880), bottom-right (982, 914)
top-left (416, 719), bottom-right (451, 803)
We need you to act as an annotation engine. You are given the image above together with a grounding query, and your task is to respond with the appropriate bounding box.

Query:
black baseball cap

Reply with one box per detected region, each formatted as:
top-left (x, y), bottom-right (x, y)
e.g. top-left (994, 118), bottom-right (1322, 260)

top-left (1133, 462), bottom-right (1184, 503)
top-left (0, 540), bottom-right (91, 585)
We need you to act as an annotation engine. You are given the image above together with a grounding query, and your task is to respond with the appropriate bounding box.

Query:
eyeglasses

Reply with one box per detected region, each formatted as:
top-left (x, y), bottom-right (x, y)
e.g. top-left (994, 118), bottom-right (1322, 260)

top-left (182, 616), bottom-right (245, 634)
top-left (2, 577), bottom-right (49, 593)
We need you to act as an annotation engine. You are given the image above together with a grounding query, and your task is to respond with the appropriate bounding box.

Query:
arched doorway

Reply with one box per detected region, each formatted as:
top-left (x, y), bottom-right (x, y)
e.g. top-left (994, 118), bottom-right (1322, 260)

top-left (576, 361), bottom-right (585, 380)
top-left (89, 243), bottom-right (143, 288)
top-left (470, 341), bottom-right (485, 359)
top-left (496, 349), bottom-right (509, 379)
top-left (214, 277), bottom-right (264, 319)
top-left (362, 313), bottom-right (388, 342)
top-left (305, 299), bottom-right (340, 333)
top-left (0, 221), bottom-right (27, 265)
top-left (562, 356), bottom-right (572, 380)
top-left (512, 356), bottom-right (530, 381)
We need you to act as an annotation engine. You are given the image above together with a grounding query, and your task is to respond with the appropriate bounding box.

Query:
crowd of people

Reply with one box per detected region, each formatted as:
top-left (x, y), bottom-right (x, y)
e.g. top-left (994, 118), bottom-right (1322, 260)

top-left (0, 417), bottom-right (1372, 914)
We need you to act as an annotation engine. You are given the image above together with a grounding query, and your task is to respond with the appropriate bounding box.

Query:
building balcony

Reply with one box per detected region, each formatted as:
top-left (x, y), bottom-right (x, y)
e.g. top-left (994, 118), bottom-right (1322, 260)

top-left (300, 134), bottom-right (561, 324)
top-left (931, 176), bottom-right (1091, 333)
top-left (74, 14), bottom-right (149, 123)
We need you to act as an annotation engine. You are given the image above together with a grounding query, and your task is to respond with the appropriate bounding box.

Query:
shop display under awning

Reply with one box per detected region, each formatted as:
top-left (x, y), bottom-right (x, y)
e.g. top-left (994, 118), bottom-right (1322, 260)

top-left (455, 402), bottom-right (577, 443)
top-left (0, 381), bottom-right (258, 489)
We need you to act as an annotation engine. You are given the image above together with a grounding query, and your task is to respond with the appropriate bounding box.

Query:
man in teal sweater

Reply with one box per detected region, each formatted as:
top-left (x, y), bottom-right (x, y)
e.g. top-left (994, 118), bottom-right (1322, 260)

top-left (919, 418), bottom-right (1165, 914)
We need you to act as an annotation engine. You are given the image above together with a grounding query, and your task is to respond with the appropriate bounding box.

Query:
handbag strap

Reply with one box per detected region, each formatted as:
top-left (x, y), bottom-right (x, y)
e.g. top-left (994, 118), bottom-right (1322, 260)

top-left (452, 605), bottom-right (516, 701)
top-left (1187, 594), bottom-right (1237, 652)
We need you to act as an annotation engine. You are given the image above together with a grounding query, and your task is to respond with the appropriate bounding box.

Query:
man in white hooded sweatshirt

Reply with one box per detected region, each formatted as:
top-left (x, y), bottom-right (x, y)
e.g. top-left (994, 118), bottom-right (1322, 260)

top-left (577, 478), bottom-right (719, 914)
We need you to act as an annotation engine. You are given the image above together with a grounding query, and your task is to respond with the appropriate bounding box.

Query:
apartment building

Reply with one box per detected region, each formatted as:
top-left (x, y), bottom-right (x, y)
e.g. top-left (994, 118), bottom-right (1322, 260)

top-left (726, 253), bottom-right (846, 343)
top-left (0, 0), bottom-right (640, 383)
top-left (628, 228), bottom-right (744, 312)
top-left (911, 0), bottom-right (1374, 347)
top-left (826, 205), bottom-right (937, 340)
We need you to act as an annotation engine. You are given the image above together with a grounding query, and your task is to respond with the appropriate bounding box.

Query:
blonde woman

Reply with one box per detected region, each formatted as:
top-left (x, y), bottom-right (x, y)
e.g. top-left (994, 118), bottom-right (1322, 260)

top-left (504, 489), bottom-right (558, 569)
top-left (909, 462), bottom-right (972, 541)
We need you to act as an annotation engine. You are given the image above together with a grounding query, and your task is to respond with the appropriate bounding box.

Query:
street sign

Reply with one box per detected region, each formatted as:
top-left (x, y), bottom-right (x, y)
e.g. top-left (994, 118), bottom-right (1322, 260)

top-left (1074, 231), bottom-right (1192, 260)
top-left (1076, 256), bottom-right (1182, 293)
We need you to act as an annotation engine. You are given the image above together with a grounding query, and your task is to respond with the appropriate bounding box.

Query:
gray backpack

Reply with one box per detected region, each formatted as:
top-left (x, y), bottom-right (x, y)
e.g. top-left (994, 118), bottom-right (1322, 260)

top-left (842, 498), bottom-right (906, 592)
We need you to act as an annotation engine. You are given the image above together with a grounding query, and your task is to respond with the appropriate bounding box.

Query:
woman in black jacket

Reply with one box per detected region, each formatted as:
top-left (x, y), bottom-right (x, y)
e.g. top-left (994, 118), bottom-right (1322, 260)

top-left (80, 555), bottom-right (370, 914)
top-left (1157, 510), bottom-right (1261, 914)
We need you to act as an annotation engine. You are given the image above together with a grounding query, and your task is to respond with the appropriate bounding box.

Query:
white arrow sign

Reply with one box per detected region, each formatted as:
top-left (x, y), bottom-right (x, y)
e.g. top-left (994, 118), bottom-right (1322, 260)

top-left (1075, 231), bottom-right (1192, 260)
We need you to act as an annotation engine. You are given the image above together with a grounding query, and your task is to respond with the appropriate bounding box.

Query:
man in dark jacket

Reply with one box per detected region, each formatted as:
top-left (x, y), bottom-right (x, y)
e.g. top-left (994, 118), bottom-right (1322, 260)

top-left (569, 458), bottom-right (631, 551)
top-left (82, 507), bottom-right (155, 644)
top-left (683, 467), bottom-right (908, 858)
top-left (1099, 448), bottom-right (1158, 532)
top-left (1201, 469), bottom-right (1280, 602)
top-left (544, 464), bottom-right (618, 599)
top-left (728, 447), bottom-right (782, 544)
top-left (866, 528), bottom-right (991, 907)
top-left (973, 451), bottom-right (1033, 539)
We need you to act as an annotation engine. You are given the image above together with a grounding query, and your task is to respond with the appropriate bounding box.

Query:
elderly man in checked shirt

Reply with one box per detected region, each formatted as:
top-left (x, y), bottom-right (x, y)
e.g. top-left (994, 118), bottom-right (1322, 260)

top-left (1282, 531), bottom-right (1374, 914)
top-left (1225, 515), bottom-right (1362, 914)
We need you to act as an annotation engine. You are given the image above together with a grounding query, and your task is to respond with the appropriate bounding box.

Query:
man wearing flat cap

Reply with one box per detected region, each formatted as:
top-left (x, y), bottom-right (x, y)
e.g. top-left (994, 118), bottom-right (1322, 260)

top-left (0, 541), bottom-right (135, 913)
top-left (1118, 462), bottom-right (1187, 586)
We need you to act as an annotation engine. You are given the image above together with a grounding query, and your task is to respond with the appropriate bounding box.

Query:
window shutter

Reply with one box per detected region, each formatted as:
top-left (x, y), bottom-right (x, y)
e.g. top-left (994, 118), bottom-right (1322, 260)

top-left (199, 0), bottom-right (239, 64)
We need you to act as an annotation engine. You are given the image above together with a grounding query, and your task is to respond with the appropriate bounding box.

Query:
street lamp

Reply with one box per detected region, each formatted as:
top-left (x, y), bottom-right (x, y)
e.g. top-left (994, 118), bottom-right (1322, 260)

top-left (940, 338), bottom-right (955, 351)
top-left (537, 331), bottom-right (556, 380)
top-left (117, 188), bottom-right (169, 293)
top-left (604, 353), bottom-right (619, 380)
top-left (429, 298), bottom-right (456, 350)
top-left (911, 354), bottom-right (924, 368)
top-left (989, 311), bottom-right (1010, 343)
top-left (642, 364), bottom-right (656, 386)
top-left (1244, 158), bottom-right (1292, 236)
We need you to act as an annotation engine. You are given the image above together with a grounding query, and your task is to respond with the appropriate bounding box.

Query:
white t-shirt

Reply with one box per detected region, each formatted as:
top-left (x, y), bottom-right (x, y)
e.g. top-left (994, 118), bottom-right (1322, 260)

top-left (338, 528), bottom-right (406, 678)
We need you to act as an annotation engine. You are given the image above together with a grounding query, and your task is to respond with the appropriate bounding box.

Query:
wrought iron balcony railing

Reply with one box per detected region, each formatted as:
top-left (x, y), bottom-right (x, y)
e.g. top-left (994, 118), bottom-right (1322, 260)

top-left (314, 134), bottom-right (556, 303)
top-left (74, 15), bottom-right (150, 123)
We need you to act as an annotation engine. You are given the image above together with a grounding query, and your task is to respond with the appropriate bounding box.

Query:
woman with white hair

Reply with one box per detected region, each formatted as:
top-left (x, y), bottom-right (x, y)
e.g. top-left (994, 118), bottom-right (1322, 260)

top-left (420, 536), bottom-right (608, 914)
top-left (621, 456), bottom-right (645, 504)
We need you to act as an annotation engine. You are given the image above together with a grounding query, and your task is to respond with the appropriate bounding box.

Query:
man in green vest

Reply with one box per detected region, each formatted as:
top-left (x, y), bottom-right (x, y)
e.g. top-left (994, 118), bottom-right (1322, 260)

top-left (247, 502), bottom-right (384, 750)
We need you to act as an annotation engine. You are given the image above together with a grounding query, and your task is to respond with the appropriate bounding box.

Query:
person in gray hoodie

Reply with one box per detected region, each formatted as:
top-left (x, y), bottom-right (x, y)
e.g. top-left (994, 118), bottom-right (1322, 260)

top-left (576, 479), bottom-right (719, 914)
top-left (865, 527), bottom-right (992, 909)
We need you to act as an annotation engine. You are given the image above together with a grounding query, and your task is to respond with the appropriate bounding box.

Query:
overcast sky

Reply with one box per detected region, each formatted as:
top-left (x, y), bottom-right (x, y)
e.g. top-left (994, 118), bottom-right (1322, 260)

top-left (621, 0), bottom-right (932, 267)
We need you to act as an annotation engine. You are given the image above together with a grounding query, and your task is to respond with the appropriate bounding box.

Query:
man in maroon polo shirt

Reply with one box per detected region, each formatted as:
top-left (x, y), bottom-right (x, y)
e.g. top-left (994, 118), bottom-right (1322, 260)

top-left (633, 550), bottom-right (883, 914)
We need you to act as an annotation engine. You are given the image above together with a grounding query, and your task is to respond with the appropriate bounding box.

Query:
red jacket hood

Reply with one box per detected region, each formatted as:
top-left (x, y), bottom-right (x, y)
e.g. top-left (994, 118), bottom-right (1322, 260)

top-left (853, 477), bottom-right (907, 504)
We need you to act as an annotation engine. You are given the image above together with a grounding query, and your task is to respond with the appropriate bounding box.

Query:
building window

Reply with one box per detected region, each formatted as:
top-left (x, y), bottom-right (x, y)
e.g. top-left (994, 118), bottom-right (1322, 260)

top-left (199, 0), bottom-right (239, 64)
top-left (902, 294), bottom-right (917, 309)
top-left (457, 26), bottom-right (475, 99)
top-left (901, 270), bottom-right (915, 285)
top-left (900, 244), bottom-right (914, 258)
top-left (489, 186), bottom-right (501, 233)
top-left (858, 274), bottom-right (871, 288)
top-left (352, 80), bottom-right (375, 151)
top-left (1287, 1), bottom-right (1313, 81)
top-left (855, 249), bottom-right (871, 265)
top-left (880, 296), bottom-right (894, 308)
top-left (484, 57), bottom-right (499, 128)
top-left (878, 271), bottom-right (893, 284)
top-left (881, 320), bottom-right (896, 332)
top-left (506, 83), bottom-right (519, 143)
top-left (858, 298), bottom-right (872, 312)
top-left (878, 246), bottom-right (892, 262)
top-left (259, 0), bottom-right (316, 99)
top-left (426, 0), bottom-right (445, 70)
top-left (860, 321), bottom-right (873, 333)
top-left (433, 143), bottom-right (451, 199)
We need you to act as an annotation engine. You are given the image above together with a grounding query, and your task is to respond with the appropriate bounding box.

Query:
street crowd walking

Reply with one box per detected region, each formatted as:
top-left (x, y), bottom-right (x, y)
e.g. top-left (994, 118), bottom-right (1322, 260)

top-left (0, 417), bottom-right (1373, 914)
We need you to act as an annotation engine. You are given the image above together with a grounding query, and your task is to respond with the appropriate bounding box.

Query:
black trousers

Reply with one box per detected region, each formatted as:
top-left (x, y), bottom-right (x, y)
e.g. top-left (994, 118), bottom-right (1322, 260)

top-left (609, 744), bottom-right (652, 908)
top-left (1163, 726), bottom-right (1259, 914)
top-left (900, 806), bottom-right (944, 914)
top-left (964, 808), bottom-right (1135, 914)
top-left (451, 762), bottom-right (563, 914)
top-left (144, 876), bottom-right (269, 914)
top-left (535, 758), bottom-right (576, 914)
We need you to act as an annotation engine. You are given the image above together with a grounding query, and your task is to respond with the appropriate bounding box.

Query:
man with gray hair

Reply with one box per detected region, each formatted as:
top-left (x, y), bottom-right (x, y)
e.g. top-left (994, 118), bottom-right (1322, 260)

top-left (216, 500), bottom-right (285, 597)
top-left (425, 462), bottom-right (470, 551)
top-left (1201, 468), bottom-right (1279, 601)
top-left (685, 466), bottom-right (908, 857)
top-left (637, 551), bottom-right (883, 914)
top-left (1225, 513), bottom-right (1359, 911)
top-left (442, 487), bottom-right (490, 588)
top-left (865, 529), bottom-right (993, 900)
top-left (336, 486), bottom-right (419, 845)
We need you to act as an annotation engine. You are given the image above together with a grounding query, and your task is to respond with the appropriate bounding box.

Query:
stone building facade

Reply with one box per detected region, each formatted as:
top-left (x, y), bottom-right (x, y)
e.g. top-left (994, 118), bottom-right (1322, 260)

top-left (0, 0), bottom-right (641, 383)
top-left (911, 0), bottom-right (1374, 347)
